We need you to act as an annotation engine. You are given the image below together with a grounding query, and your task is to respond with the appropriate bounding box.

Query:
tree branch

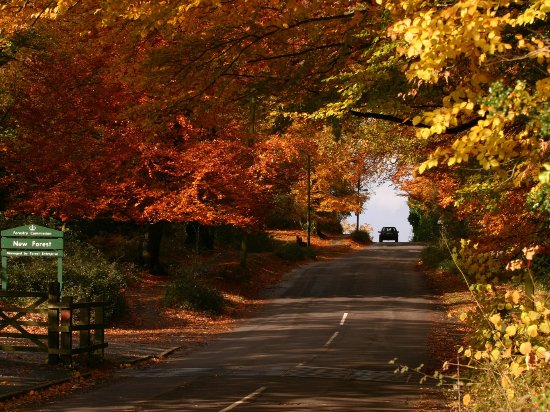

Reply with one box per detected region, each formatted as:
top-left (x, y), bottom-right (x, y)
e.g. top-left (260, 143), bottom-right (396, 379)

top-left (349, 110), bottom-right (482, 134)
top-left (247, 42), bottom-right (343, 63)
top-left (31, 0), bottom-right (55, 27)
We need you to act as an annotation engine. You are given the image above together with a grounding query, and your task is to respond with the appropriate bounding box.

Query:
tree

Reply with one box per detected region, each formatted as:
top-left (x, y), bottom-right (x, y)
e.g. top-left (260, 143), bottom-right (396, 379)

top-left (0, 6), bottom-right (277, 275)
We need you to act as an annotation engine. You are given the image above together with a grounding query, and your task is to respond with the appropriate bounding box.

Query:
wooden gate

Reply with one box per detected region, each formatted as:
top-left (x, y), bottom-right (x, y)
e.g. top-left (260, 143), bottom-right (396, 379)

top-left (0, 290), bottom-right (49, 353)
top-left (0, 282), bottom-right (108, 365)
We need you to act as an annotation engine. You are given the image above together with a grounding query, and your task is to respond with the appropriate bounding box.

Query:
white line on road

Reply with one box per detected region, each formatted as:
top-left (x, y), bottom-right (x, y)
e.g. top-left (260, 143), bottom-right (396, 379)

top-left (324, 331), bottom-right (339, 347)
top-left (340, 312), bottom-right (348, 325)
top-left (219, 386), bottom-right (267, 412)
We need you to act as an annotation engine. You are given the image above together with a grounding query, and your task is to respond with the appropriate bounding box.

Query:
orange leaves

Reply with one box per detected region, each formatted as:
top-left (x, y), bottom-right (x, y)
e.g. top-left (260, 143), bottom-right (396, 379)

top-left (134, 137), bottom-right (271, 228)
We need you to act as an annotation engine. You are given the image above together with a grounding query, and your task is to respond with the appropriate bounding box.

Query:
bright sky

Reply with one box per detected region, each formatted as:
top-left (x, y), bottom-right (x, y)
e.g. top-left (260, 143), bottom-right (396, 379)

top-left (345, 181), bottom-right (413, 241)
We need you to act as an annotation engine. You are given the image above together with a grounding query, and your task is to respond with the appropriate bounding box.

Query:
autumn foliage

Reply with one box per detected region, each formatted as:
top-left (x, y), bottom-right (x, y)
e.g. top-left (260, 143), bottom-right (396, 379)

top-left (0, 0), bottom-right (549, 409)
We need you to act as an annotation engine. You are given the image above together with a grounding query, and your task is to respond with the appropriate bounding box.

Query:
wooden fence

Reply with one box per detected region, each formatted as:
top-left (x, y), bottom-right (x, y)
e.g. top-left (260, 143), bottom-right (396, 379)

top-left (0, 282), bottom-right (107, 365)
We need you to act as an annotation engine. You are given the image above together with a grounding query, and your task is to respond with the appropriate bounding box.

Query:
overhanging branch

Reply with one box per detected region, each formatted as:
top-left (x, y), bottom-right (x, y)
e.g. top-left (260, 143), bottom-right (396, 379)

top-left (349, 110), bottom-right (482, 134)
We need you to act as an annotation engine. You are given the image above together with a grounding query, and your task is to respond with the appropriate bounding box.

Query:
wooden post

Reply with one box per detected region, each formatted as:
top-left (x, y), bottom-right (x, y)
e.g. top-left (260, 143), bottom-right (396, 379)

top-left (356, 179), bottom-right (361, 232)
top-left (307, 154), bottom-right (311, 247)
top-left (1, 256), bottom-right (7, 291)
top-left (94, 299), bottom-right (105, 359)
top-left (79, 305), bottom-right (91, 363)
top-left (240, 231), bottom-right (248, 268)
top-left (60, 296), bottom-right (73, 365)
top-left (57, 256), bottom-right (63, 291)
top-left (47, 282), bottom-right (60, 365)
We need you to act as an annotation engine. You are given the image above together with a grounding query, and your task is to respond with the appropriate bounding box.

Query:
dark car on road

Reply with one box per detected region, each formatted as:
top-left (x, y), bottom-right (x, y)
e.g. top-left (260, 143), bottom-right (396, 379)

top-left (379, 226), bottom-right (399, 242)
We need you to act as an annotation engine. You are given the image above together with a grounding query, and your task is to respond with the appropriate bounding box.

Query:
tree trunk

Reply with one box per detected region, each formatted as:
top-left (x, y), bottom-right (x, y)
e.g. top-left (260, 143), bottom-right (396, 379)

top-left (307, 154), bottom-right (311, 247)
top-left (185, 222), bottom-right (214, 253)
top-left (145, 222), bottom-right (165, 275)
top-left (240, 231), bottom-right (248, 268)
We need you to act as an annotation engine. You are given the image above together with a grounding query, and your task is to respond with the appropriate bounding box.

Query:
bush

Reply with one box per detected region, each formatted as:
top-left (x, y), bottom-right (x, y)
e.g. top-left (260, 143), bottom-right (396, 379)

top-left (421, 244), bottom-right (452, 269)
top-left (215, 227), bottom-right (276, 253)
top-left (164, 267), bottom-right (224, 314)
top-left (350, 230), bottom-right (372, 244)
top-left (246, 231), bottom-right (276, 253)
top-left (274, 242), bottom-right (316, 261)
top-left (451, 285), bottom-right (550, 411)
top-left (6, 241), bottom-right (131, 321)
top-left (532, 253), bottom-right (550, 290)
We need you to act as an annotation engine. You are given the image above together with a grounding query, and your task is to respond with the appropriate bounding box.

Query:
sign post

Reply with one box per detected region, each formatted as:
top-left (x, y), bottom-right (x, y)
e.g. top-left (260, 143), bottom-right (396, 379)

top-left (1, 224), bottom-right (64, 290)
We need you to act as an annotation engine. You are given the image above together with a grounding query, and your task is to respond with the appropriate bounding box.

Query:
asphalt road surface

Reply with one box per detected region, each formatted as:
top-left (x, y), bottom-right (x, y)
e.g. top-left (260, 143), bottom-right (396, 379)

top-left (36, 243), bottom-right (444, 411)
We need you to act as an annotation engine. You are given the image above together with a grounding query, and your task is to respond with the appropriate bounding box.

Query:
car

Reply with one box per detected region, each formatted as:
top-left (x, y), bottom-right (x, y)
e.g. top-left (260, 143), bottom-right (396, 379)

top-left (379, 226), bottom-right (399, 242)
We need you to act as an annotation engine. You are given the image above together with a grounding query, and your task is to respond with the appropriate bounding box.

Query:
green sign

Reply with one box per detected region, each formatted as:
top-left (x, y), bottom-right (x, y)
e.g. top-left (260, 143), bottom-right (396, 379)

top-left (1, 224), bottom-right (63, 238)
top-left (1, 224), bottom-right (64, 291)
top-left (1, 237), bottom-right (64, 250)
top-left (2, 250), bottom-right (63, 257)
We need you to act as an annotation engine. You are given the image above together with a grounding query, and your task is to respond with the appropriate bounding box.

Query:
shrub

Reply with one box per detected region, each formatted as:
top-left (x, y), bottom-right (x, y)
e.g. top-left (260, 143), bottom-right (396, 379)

top-left (6, 241), bottom-right (131, 321)
top-left (350, 230), bottom-right (372, 244)
top-left (246, 231), bottom-right (276, 253)
top-left (274, 242), bottom-right (316, 261)
top-left (215, 227), bottom-right (276, 253)
top-left (421, 243), bottom-right (452, 269)
top-left (452, 285), bottom-right (550, 411)
top-left (164, 267), bottom-right (224, 315)
top-left (532, 253), bottom-right (550, 290)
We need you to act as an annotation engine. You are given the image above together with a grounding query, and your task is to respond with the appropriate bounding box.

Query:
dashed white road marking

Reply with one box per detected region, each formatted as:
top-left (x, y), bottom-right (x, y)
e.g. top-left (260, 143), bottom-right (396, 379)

top-left (219, 386), bottom-right (267, 412)
top-left (324, 331), bottom-right (339, 347)
top-left (340, 312), bottom-right (348, 325)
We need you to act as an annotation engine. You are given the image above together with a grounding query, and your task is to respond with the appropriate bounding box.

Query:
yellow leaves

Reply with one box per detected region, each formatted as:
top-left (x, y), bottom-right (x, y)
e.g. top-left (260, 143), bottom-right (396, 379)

top-left (415, 79), bottom-right (544, 174)
top-left (510, 361), bottom-right (525, 377)
top-left (462, 394), bottom-right (472, 406)
top-left (419, 128), bottom-right (432, 139)
top-left (453, 284), bottom-right (550, 398)
top-left (418, 157), bottom-right (438, 174)
top-left (527, 325), bottom-right (538, 338)
top-left (415, 69), bottom-right (435, 81)
top-left (490, 349), bottom-right (500, 361)
top-left (521, 311), bottom-right (532, 325)
top-left (528, 311), bottom-right (540, 321)
top-left (536, 78), bottom-right (550, 98)
top-left (501, 374), bottom-right (512, 389)
top-left (519, 341), bottom-right (532, 355)
top-left (403, 31), bottom-right (417, 43)
top-left (540, 163), bottom-right (550, 184)
top-left (506, 325), bottom-right (517, 336)
top-left (535, 346), bottom-right (547, 359)
top-left (479, 157), bottom-right (500, 170)
top-left (506, 290), bottom-right (521, 304)
top-left (389, 0), bottom-right (548, 101)
top-left (489, 313), bottom-right (502, 327)
top-left (512, 0), bottom-right (549, 26)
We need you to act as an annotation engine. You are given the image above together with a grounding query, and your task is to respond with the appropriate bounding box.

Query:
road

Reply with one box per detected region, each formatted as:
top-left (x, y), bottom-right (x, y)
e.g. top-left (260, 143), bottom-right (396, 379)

top-left (36, 243), bottom-right (443, 411)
